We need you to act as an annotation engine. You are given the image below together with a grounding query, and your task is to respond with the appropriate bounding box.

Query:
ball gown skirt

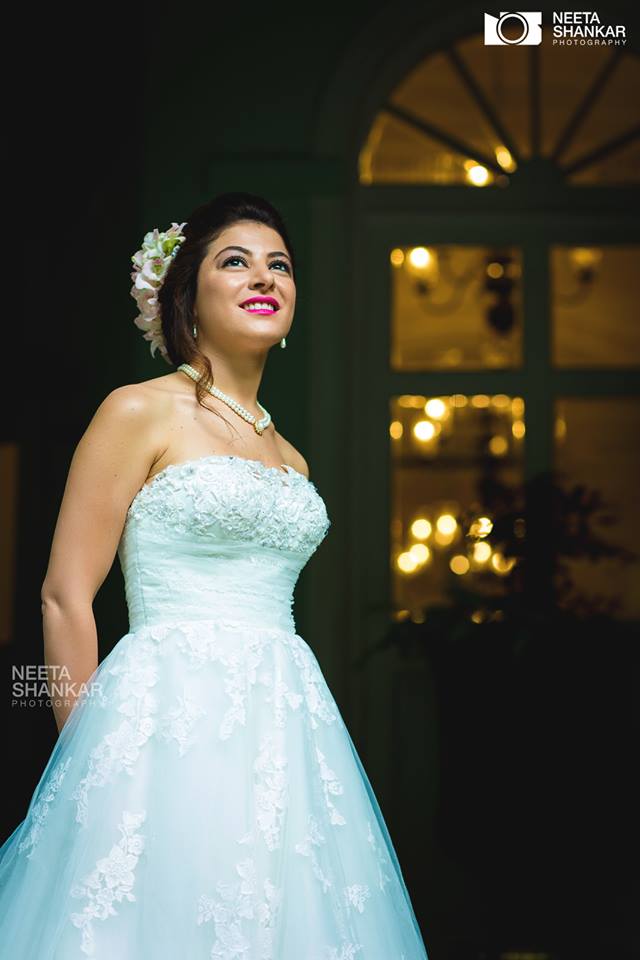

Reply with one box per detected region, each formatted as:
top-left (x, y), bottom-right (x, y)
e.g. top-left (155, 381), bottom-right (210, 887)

top-left (0, 455), bottom-right (429, 959)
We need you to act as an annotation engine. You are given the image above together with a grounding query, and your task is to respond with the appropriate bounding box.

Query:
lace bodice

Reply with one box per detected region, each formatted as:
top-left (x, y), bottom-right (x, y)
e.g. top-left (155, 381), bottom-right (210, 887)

top-left (117, 455), bottom-right (331, 635)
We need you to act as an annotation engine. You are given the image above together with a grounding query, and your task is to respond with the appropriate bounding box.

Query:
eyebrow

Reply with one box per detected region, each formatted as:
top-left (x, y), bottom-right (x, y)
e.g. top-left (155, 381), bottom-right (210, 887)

top-left (215, 244), bottom-right (291, 262)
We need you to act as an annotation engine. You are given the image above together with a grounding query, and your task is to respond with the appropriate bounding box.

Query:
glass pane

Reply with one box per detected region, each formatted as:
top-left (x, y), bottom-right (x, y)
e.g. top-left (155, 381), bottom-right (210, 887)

top-left (560, 56), bottom-right (640, 170)
top-left (551, 246), bottom-right (640, 368)
top-left (554, 397), bottom-right (640, 620)
top-left (390, 394), bottom-right (525, 617)
top-left (539, 44), bottom-right (613, 158)
top-left (566, 138), bottom-right (640, 185)
top-left (457, 34), bottom-right (532, 159)
top-left (391, 244), bottom-right (523, 370)
top-left (358, 111), bottom-right (503, 187)
top-left (390, 51), bottom-right (500, 167)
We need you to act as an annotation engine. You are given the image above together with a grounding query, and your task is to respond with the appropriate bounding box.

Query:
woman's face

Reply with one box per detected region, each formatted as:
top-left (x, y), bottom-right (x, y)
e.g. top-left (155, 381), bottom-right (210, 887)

top-left (194, 219), bottom-right (295, 353)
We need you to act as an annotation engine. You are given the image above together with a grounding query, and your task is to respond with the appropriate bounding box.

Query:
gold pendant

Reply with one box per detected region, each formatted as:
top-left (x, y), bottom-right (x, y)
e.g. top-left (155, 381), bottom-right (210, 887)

top-left (254, 421), bottom-right (264, 436)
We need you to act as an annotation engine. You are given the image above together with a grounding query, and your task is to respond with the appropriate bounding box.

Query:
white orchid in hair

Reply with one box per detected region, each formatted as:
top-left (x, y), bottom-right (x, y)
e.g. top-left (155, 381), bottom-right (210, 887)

top-left (130, 221), bottom-right (187, 362)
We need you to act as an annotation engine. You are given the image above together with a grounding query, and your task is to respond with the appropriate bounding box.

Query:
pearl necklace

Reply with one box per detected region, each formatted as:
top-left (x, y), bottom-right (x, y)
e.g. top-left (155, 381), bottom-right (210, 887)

top-left (177, 362), bottom-right (271, 436)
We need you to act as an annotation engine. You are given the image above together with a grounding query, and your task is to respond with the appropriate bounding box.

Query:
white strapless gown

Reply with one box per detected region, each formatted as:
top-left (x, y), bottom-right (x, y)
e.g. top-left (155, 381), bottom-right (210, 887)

top-left (0, 454), bottom-right (429, 959)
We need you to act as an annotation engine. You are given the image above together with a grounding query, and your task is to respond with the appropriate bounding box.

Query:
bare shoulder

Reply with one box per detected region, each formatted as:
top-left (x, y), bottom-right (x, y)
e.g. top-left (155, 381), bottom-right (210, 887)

top-left (86, 378), bottom-right (176, 472)
top-left (96, 380), bottom-right (171, 433)
top-left (274, 429), bottom-right (310, 479)
top-left (98, 372), bottom-right (190, 427)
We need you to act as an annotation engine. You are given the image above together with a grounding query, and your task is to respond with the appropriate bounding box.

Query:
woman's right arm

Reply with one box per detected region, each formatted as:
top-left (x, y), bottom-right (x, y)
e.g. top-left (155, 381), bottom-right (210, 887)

top-left (40, 384), bottom-right (167, 734)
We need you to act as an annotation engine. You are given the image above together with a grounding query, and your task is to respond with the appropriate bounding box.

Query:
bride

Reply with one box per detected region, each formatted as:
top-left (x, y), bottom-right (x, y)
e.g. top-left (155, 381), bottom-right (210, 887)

top-left (0, 192), bottom-right (430, 959)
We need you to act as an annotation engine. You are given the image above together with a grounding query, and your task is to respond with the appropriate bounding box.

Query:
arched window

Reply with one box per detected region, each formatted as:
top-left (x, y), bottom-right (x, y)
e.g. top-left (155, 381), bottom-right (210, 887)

top-left (359, 37), bottom-right (639, 185)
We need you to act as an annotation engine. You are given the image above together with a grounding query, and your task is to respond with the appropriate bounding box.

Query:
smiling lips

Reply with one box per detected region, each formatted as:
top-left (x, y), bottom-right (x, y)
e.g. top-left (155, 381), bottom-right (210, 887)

top-left (239, 296), bottom-right (280, 315)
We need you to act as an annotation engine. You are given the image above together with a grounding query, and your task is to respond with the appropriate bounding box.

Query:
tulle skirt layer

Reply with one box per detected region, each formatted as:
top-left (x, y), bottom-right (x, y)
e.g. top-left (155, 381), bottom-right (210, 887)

top-left (0, 618), bottom-right (429, 959)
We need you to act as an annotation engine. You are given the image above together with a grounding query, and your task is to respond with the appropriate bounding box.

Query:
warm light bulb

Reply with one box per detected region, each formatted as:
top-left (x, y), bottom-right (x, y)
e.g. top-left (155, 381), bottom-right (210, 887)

top-left (425, 398), bottom-right (447, 419)
top-left (450, 555), bottom-right (470, 575)
top-left (495, 145), bottom-right (516, 171)
top-left (489, 435), bottom-right (509, 456)
top-left (491, 552), bottom-right (517, 575)
top-left (469, 516), bottom-right (493, 538)
top-left (408, 247), bottom-right (431, 269)
top-left (411, 518), bottom-right (432, 540)
top-left (414, 420), bottom-right (436, 442)
top-left (570, 247), bottom-right (602, 269)
top-left (466, 164), bottom-right (490, 186)
top-left (409, 543), bottom-right (431, 564)
top-left (436, 514), bottom-right (457, 536)
top-left (473, 541), bottom-right (492, 563)
top-left (397, 552), bottom-right (418, 573)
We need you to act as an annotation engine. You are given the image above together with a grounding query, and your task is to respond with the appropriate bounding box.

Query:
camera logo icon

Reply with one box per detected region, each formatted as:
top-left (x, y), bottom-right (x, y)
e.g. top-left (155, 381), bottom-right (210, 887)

top-left (484, 11), bottom-right (542, 45)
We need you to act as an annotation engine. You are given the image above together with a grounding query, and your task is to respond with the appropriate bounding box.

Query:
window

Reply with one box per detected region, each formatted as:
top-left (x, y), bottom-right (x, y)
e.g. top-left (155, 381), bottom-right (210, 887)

top-left (360, 37), bottom-right (639, 186)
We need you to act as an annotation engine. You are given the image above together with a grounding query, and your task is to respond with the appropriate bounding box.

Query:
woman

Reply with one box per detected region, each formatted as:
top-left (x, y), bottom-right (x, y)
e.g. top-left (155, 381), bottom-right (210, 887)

top-left (0, 192), bottom-right (430, 958)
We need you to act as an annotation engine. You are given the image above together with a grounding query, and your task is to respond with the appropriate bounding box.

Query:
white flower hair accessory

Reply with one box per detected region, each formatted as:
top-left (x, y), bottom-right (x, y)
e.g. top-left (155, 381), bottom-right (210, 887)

top-left (130, 222), bottom-right (187, 362)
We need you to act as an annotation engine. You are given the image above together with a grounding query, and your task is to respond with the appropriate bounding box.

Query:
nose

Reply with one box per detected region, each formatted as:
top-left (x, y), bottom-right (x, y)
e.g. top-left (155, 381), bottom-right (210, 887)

top-left (249, 260), bottom-right (276, 289)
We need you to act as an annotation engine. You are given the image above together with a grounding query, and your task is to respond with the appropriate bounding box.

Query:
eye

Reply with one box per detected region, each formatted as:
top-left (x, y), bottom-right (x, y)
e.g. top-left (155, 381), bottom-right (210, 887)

top-left (271, 259), bottom-right (292, 274)
top-left (221, 255), bottom-right (291, 274)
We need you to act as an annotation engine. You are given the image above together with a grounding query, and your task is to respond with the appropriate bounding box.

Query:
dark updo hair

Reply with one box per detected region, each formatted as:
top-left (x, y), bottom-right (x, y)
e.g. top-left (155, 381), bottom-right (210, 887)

top-left (157, 191), bottom-right (296, 430)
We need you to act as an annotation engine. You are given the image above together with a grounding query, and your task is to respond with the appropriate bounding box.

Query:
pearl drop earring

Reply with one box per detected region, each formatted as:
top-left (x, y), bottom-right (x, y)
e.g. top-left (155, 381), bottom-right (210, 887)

top-left (280, 337), bottom-right (286, 349)
top-left (193, 324), bottom-right (197, 338)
